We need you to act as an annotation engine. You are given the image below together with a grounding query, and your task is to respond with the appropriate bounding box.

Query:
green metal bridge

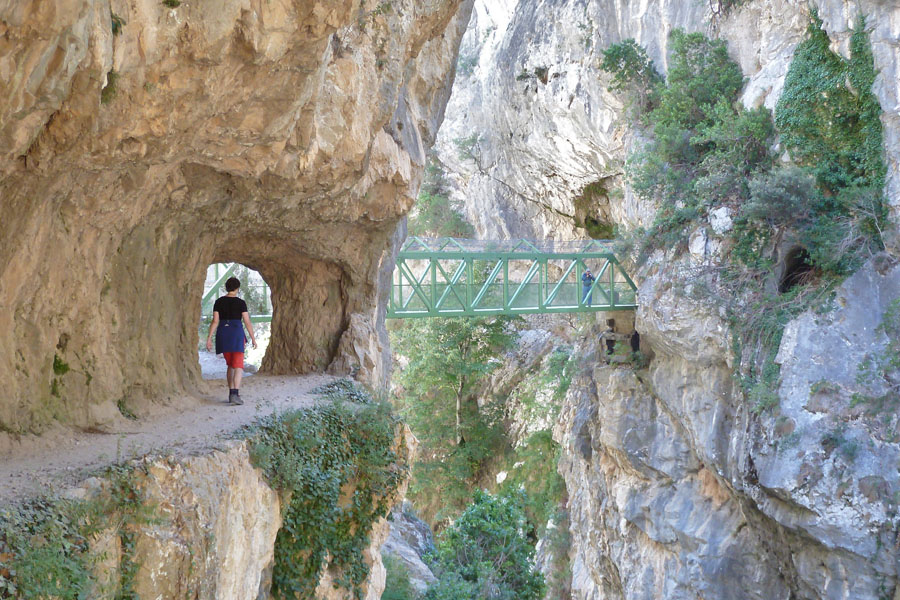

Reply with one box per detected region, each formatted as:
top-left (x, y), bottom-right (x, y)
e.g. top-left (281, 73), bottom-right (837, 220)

top-left (201, 263), bottom-right (272, 323)
top-left (387, 237), bottom-right (637, 319)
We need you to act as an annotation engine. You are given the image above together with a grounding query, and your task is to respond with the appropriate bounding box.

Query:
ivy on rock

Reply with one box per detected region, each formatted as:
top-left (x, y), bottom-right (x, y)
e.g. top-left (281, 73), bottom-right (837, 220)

top-left (247, 388), bottom-right (408, 600)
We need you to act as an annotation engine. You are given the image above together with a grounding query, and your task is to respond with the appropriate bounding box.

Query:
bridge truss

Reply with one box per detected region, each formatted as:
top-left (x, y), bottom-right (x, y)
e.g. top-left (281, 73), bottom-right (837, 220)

top-left (387, 237), bottom-right (638, 319)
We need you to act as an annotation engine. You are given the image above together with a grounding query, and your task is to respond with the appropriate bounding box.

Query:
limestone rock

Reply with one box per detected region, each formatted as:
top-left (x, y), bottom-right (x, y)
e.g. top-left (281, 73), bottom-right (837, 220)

top-left (382, 504), bottom-right (437, 592)
top-left (0, 0), bottom-right (474, 432)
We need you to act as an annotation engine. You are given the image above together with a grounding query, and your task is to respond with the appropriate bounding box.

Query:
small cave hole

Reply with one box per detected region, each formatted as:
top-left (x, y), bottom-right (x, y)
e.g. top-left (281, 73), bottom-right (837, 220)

top-left (779, 246), bottom-right (813, 293)
top-left (198, 263), bottom-right (272, 381)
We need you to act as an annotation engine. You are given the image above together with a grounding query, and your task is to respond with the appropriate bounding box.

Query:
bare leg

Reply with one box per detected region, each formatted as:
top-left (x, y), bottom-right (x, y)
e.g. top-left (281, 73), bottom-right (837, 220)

top-left (227, 366), bottom-right (234, 389)
top-left (233, 368), bottom-right (243, 390)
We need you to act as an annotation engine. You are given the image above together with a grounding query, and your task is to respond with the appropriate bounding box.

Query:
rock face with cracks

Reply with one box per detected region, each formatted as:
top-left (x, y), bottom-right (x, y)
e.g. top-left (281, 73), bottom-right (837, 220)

top-left (0, 0), bottom-right (473, 433)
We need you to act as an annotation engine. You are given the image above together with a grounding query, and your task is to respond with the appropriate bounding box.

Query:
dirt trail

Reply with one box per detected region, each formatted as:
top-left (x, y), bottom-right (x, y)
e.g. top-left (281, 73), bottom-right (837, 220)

top-left (0, 374), bottom-right (334, 503)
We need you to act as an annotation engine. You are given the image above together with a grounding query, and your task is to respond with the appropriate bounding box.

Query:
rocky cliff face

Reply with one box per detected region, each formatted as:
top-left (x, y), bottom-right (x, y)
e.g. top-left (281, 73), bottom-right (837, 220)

top-left (0, 0), bottom-right (472, 433)
top-left (63, 421), bottom-right (414, 599)
top-left (436, 1), bottom-right (900, 599)
top-left (556, 258), bottom-right (900, 599)
top-left (436, 0), bottom-right (900, 245)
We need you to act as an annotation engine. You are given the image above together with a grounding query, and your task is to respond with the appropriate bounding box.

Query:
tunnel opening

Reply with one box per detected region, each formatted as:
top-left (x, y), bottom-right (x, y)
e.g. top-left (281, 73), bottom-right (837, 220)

top-left (198, 263), bottom-right (273, 381)
top-left (778, 246), bottom-right (814, 293)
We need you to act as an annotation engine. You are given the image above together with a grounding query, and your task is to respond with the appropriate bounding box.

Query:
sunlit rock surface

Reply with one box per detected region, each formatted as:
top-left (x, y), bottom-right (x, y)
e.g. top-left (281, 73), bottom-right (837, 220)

top-left (0, 0), bottom-right (473, 433)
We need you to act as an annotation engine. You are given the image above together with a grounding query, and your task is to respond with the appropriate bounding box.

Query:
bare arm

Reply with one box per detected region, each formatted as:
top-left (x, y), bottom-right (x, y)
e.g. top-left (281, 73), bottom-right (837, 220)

top-left (206, 312), bottom-right (220, 352)
top-left (242, 312), bottom-right (258, 349)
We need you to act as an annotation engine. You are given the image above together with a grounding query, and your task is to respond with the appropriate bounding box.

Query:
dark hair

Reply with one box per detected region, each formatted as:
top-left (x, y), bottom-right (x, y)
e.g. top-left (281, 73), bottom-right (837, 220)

top-left (225, 277), bottom-right (241, 292)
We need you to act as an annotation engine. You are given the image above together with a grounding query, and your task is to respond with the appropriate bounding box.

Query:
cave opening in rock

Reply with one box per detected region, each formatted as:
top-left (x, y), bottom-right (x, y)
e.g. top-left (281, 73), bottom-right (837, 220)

top-left (573, 179), bottom-right (615, 239)
top-left (198, 263), bottom-right (272, 380)
top-left (779, 246), bottom-right (813, 293)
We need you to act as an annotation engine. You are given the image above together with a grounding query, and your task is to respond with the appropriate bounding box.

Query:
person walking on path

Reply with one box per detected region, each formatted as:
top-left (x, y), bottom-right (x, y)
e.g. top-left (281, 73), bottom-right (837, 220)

top-left (206, 276), bottom-right (258, 405)
top-left (581, 268), bottom-right (596, 306)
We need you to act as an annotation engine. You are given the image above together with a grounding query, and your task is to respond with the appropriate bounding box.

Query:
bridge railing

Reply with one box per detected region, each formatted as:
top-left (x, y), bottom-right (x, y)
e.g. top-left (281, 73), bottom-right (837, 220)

top-left (388, 238), bottom-right (637, 318)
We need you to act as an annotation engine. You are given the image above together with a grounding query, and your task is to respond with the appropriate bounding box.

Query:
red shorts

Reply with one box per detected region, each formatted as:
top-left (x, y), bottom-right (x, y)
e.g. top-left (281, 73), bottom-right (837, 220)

top-left (223, 352), bottom-right (244, 369)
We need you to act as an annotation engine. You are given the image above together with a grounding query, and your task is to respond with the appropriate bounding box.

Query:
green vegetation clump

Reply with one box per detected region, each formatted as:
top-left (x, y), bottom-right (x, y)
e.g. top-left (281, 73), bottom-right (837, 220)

top-left (599, 39), bottom-right (661, 116)
top-left (52, 354), bottom-right (70, 376)
top-left (0, 464), bottom-right (150, 599)
top-left (453, 134), bottom-right (481, 162)
top-left (247, 393), bottom-right (407, 599)
top-left (161, 0), bottom-right (180, 8)
top-left (423, 489), bottom-right (545, 600)
top-left (457, 53), bottom-right (478, 77)
top-left (408, 158), bottom-right (474, 238)
top-left (601, 16), bottom-right (887, 412)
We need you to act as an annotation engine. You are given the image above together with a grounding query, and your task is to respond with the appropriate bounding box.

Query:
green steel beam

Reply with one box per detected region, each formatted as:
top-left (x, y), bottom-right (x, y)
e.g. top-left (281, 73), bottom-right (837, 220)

top-left (201, 262), bottom-right (239, 309)
top-left (387, 239), bottom-right (638, 318)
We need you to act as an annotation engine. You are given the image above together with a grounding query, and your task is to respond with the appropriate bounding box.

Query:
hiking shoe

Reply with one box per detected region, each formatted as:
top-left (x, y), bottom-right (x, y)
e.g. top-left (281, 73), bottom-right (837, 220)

top-left (231, 393), bottom-right (243, 406)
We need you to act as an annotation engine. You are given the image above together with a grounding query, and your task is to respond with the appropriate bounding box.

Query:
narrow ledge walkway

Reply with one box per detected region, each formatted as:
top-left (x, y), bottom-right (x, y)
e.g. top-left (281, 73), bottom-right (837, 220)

top-left (0, 374), bottom-right (333, 503)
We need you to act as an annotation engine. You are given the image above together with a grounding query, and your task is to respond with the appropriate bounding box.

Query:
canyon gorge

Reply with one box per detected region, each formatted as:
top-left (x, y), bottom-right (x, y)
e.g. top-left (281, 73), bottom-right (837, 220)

top-left (2, 0), bottom-right (899, 598)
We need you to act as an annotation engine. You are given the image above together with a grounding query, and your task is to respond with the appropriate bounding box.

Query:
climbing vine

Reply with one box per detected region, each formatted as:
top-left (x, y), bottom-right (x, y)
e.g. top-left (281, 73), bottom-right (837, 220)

top-left (247, 387), bottom-right (407, 599)
top-left (0, 464), bottom-right (150, 600)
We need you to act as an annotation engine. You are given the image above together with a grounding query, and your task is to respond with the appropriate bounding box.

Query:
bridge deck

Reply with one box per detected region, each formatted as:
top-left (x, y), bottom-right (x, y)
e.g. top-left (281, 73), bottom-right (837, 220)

top-left (388, 237), bottom-right (637, 319)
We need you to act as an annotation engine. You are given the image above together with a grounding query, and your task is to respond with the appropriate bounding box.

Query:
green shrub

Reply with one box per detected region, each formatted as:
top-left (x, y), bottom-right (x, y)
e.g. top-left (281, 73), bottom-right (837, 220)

top-left (609, 30), bottom-right (775, 259)
top-left (457, 53), bottom-right (478, 77)
top-left (453, 134), bottom-right (481, 162)
top-left (424, 490), bottom-right (545, 600)
top-left (0, 464), bottom-right (150, 599)
top-left (599, 39), bottom-right (661, 116)
top-left (247, 399), bottom-right (407, 599)
top-left (776, 11), bottom-right (885, 193)
top-left (111, 12), bottom-right (126, 35)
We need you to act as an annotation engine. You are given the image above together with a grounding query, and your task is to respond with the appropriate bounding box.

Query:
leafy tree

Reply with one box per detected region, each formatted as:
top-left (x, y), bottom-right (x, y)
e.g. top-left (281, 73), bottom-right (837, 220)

top-left (609, 30), bottom-right (775, 255)
top-left (599, 39), bottom-right (661, 115)
top-left (424, 490), bottom-right (545, 600)
top-left (409, 158), bottom-right (474, 238)
top-left (391, 317), bottom-right (517, 523)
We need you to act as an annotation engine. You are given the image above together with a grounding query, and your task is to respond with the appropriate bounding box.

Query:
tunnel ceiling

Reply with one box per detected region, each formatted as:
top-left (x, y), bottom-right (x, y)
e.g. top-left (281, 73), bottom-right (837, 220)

top-left (0, 0), bottom-right (474, 433)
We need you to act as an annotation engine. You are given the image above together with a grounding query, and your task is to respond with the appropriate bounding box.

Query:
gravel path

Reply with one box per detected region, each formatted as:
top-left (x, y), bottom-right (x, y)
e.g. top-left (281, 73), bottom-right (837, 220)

top-left (0, 373), bottom-right (334, 503)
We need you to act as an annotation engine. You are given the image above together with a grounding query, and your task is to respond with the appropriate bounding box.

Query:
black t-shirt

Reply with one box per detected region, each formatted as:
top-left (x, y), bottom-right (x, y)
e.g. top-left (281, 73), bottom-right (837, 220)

top-left (213, 296), bottom-right (248, 320)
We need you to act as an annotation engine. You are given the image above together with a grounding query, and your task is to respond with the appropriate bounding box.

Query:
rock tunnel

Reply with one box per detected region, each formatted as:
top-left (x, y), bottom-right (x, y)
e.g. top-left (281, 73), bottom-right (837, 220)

top-left (0, 0), bottom-right (474, 433)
